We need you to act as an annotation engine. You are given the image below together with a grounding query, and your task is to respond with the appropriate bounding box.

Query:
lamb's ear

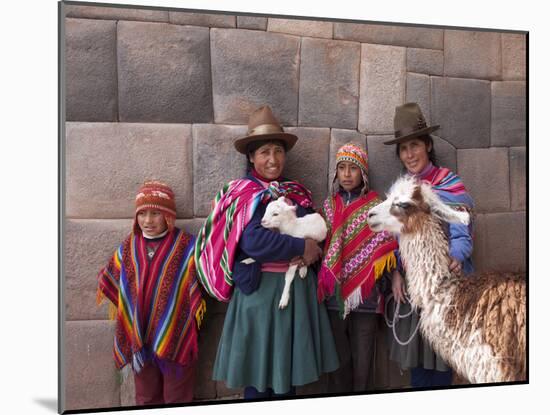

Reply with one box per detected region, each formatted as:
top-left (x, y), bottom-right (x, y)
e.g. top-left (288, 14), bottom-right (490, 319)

top-left (289, 205), bottom-right (297, 212)
top-left (420, 183), bottom-right (470, 226)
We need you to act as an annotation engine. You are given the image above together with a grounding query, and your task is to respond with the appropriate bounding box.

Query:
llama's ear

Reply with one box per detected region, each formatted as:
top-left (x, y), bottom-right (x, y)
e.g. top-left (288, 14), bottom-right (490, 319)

top-left (421, 183), bottom-right (470, 226)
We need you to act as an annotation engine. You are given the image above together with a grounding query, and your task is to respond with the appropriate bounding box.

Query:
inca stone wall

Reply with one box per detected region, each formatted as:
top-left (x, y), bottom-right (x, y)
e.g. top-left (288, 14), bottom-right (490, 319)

top-left (62, 3), bottom-right (527, 411)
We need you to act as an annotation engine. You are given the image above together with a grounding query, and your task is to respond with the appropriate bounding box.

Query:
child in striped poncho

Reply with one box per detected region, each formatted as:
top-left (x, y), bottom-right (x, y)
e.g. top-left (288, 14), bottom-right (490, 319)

top-left (96, 181), bottom-right (206, 405)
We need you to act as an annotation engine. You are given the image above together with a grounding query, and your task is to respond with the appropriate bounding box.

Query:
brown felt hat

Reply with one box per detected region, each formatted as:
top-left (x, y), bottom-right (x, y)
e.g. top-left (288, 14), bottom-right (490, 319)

top-left (384, 102), bottom-right (440, 145)
top-left (234, 105), bottom-right (298, 154)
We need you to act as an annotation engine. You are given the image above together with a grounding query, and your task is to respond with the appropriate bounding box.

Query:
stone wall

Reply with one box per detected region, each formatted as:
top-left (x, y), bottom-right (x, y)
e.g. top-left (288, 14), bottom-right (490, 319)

top-left (62, 3), bottom-right (527, 412)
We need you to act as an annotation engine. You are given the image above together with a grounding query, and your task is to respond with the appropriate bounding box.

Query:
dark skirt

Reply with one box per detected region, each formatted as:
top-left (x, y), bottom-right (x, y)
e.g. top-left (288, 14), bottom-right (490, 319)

top-left (213, 268), bottom-right (340, 394)
top-left (385, 297), bottom-right (450, 372)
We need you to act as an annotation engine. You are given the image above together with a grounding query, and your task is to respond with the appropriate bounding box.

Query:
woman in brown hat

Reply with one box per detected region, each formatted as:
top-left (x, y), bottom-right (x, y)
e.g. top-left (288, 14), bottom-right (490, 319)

top-left (383, 102), bottom-right (475, 388)
top-left (195, 105), bottom-right (339, 399)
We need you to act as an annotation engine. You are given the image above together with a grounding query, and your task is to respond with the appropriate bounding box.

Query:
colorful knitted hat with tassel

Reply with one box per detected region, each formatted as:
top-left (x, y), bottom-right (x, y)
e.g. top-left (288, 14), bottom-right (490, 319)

top-left (133, 180), bottom-right (177, 233)
top-left (332, 143), bottom-right (370, 195)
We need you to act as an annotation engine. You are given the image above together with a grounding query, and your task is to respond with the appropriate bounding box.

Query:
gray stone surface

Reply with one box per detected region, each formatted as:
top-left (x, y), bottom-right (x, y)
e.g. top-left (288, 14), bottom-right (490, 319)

top-left (359, 44), bottom-right (406, 134)
top-left (430, 135), bottom-right (458, 173)
top-left (176, 218), bottom-right (209, 237)
top-left (168, 11), bottom-right (236, 28)
top-left (299, 38), bottom-right (360, 129)
top-left (284, 127), bottom-right (331, 208)
top-left (211, 29), bottom-right (300, 125)
top-left (64, 4), bottom-right (169, 22)
top-left (65, 18), bottom-right (117, 121)
top-left (120, 373), bottom-right (135, 407)
top-left (491, 81), bottom-right (526, 147)
top-left (502, 33), bottom-right (527, 80)
top-left (64, 321), bottom-right (120, 411)
top-left (117, 21), bottom-right (212, 123)
top-left (406, 48), bottom-right (444, 76)
top-left (473, 212), bottom-right (526, 273)
top-left (328, 129), bottom-right (367, 193)
top-left (431, 77), bottom-right (491, 149)
top-left (267, 18), bottom-right (333, 38)
top-left (366, 135), bottom-right (404, 195)
top-left (406, 73), bottom-right (431, 124)
top-left (193, 124), bottom-right (248, 216)
top-left (334, 23), bottom-right (443, 49)
top-left (444, 30), bottom-right (501, 80)
top-left (195, 313), bottom-right (223, 400)
top-left (510, 147), bottom-right (526, 211)
top-left (65, 219), bottom-right (132, 321)
top-left (66, 122), bottom-right (194, 218)
top-left (457, 148), bottom-right (510, 213)
top-left (237, 16), bottom-right (268, 30)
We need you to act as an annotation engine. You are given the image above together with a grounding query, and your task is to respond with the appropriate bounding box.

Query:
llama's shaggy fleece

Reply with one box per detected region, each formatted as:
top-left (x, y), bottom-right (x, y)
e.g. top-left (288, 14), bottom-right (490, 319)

top-left (367, 176), bottom-right (526, 383)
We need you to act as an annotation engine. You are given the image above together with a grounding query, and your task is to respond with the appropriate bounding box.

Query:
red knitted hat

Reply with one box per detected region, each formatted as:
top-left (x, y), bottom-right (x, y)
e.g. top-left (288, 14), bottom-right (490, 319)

top-left (133, 180), bottom-right (177, 233)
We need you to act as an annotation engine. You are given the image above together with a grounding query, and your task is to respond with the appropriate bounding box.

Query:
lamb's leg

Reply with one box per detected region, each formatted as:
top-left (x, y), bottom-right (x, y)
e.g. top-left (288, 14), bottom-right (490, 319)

top-left (299, 265), bottom-right (307, 278)
top-left (279, 264), bottom-right (297, 309)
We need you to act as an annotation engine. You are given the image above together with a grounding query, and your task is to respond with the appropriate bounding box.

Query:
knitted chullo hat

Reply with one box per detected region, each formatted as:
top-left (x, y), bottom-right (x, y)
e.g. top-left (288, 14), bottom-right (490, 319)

top-left (133, 180), bottom-right (177, 234)
top-left (332, 143), bottom-right (370, 196)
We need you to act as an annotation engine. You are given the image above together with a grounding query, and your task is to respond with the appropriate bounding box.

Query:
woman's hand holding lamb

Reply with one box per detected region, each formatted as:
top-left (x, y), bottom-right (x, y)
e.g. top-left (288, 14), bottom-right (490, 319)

top-left (303, 238), bottom-right (322, 266)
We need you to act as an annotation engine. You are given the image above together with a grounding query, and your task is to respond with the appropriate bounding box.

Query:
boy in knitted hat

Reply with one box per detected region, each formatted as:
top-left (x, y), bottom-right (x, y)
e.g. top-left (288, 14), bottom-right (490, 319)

top-left (97, 180), bottom-right (206, 405)
top-left (317, 143), bottom-right (398, 392)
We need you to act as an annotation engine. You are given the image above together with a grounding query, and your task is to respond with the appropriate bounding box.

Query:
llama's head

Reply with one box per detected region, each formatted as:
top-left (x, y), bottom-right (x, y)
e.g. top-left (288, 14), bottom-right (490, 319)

top-left (261, 197), bottom-right (296, 230)
top-left (367, 176), bottom-right (470, 235)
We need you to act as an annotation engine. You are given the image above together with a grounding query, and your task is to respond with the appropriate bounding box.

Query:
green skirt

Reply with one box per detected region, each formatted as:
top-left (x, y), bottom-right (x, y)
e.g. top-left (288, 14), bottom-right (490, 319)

top-left (213, 268), bottom-right (340, 394)
top-left (385, 297), bottom-right (450, 372)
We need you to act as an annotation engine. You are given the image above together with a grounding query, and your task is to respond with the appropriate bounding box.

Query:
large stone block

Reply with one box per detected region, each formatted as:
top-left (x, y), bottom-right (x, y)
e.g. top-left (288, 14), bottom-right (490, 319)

top-left (65, 219), bottom-right (132, 321)
top-left (66, 122), bottom-right (194, 218)
top-left (359, 44), bottom-right (406, 134)
top-left (284, 127), bottom-right (331, 209)
top-left (176, 218), bottom-right (210, 237)
top-left (211, 29), bottom-right (300, 125)
top-left (502, 33), bottom-right (527, 80)
top-left (299, 38), bottom-right (360, 129)
top-left (237, 16), bottom-right (268, 30)
top-left (120, 373), bottom-right (135, 407)
top-left (366, 135), bottom-right (403, 195)
top-left (65, 18), bottom-right (117, 121)
top-left (267, 18), bottom-right (333, 38)
top-left (117, 21), bottom-right (212, 123)
top-left (457, 148), bottom-right (510, 213)
top-left (328, 129), bottom-right (367, 193)
top-left (193, 124), bottom-right (248, 216)
top-left (406, 48), bottom-right (444, 76)
top-left (444, 30), bottom-right (501, 80)
top-left (406, 73), bottom-right (431, 124)
top-left (64, 4), bottom-right (169, 22)
top-left (64, 321), bottom-right (120, 411)
top-left (491, 81), bottom-right (526, 147)
top-left (334, 23), bottom-right (443, 49)
top-left (195, 313), bottom-right (224, 400)
top-left (431, 77), bottom-right (491, 148)
top-left (510, 147), bottom-right (526, 211)
top-left (473, 212), bottom-right (526, 273)
top-left (168, 11), bottom-right (236, 28)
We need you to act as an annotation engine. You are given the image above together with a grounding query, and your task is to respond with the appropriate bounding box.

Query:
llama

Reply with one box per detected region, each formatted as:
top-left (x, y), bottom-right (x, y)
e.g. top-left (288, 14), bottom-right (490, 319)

top-left (366, 176), bottom-right (526, 383)
top-left (242, 197), bottom-right (327, 309)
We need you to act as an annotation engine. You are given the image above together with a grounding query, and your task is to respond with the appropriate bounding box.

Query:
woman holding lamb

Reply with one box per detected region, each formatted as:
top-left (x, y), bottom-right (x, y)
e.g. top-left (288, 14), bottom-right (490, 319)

top-left (317, 143), bottom-right (398, 392)
top-left (384, 102), bottom-right (475, 388)
top-left (195, 105), bottom-right (339, 399)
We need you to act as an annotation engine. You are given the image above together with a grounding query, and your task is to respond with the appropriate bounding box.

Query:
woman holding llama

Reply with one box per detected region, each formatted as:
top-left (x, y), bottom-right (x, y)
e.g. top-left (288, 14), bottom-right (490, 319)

top-left (317, 143), bottom-right (398, 392)
top-left (384, 102), bottom-right (474, 388)
top-left (195, 105), bottom-right (339, 399)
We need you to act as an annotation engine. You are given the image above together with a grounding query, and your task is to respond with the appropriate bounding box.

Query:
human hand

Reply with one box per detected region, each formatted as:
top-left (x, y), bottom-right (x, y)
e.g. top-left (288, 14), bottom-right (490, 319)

top-left (449, 257), bottom-right (462, 275)
top-left (302, 238), bottom-right (322, 266)
top-left (290, 256), bottom-right (304, 266)
top-left (392, 270), bottom-right (406, 304)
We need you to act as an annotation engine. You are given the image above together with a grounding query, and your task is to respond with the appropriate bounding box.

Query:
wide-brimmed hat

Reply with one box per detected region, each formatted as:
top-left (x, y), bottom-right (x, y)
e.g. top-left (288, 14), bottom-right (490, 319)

top-left (384, 102), bottom-right (440, 145)
top-left (234, 105), bottom-right (298, 154)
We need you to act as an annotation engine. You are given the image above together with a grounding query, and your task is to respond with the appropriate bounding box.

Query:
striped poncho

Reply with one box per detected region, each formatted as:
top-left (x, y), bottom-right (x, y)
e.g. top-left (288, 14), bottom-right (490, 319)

top-left (194, 176), bottom-right (313, 302)
top-left (318, 191), bottom-right (398, 318)
top-left (96, 228), bottom-right (206, 372)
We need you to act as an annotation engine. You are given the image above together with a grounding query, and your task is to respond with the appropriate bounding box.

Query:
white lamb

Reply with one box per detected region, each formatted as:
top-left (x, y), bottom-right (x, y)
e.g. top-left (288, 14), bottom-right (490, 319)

top-left (242, 197), bottom-right (327, 309)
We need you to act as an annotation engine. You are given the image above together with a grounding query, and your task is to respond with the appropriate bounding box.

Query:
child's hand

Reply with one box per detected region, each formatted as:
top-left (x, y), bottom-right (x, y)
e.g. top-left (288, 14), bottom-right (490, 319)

top-left (392, 270), bottom-right (406, 303)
